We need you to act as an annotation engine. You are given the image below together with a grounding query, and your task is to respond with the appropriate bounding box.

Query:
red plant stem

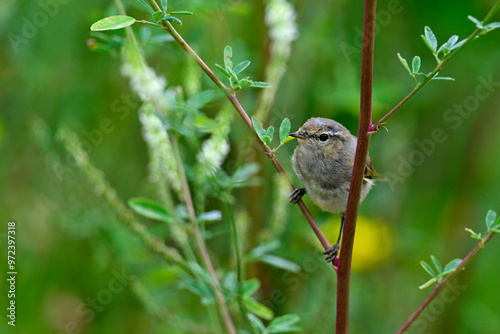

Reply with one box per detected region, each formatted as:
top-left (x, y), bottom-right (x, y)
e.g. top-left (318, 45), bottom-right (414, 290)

top-left (396, 231), bottom-right (495, 333)
top-left (336, 0), bottom-right (377, 332)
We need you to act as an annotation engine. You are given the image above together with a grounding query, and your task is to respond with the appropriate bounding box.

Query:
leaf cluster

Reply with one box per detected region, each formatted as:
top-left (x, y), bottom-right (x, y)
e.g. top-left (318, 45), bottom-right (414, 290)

top-left (216, 46), bottom-right (272, 93)
top-left (251, 117), bottom-right (293, 153)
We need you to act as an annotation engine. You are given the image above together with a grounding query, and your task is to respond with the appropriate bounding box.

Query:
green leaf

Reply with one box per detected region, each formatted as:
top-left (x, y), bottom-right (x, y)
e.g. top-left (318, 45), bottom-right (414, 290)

top-left (397, 53), bottom-right (412, 75)
top-left (449, 39), bottom-right (466, 51)
top-left (90, 16), bottom-right (136, 31)
top-left (485, 210), bottom-right (497, 229)
top-left (250, 81), bottom-right (272, 88)
top-left (128, 197), bottom-right (174, 222)
top-left (251, 116), bottom-right (267, 140)
top-left (268, 314), bottom-right (301, 333)
top-left (215, 63), bottom-right (231, 78)
top-left (137, 0), bottom-right (155, 14)
top-left (279, 118), bottom-right (291, 143)
top-left (243, 296), bottom-right (274, 320)
top-left (411, 56), bottom-right (421, 74)
top-left (242, 279), bottom-right (260, 296)
top-left (224, 45), bottom-right (233, 70)
top-left (437, 35), bottom-right (458, 54)
top-left (423, 26), bottom-right (438, 52)
top-left (419, 277), bottom-right (437, 290)
top-left (168, 11), bottom-right (194, 15)
top-left (484, 22), bottom-right (500, 31)
top-left (152, 11), bottom-right (166, 22)
top-left (248, 240), bottom-right (281, 258)
top-left (442, 258), bottom-right (462, 275)
top-left (465, 227), bottom-right (482, 240)
top-left (431, 76), bottom-right (455, 81)
top-left (162, 16), bottom-right (182, 25)
top-left (468, 15), bottom-right (483, 28)
top-left (234, 60), bottom-right (251, 74)
top-left (430, 255), bottom-right (443, 274)
top-left (267, 126), bottom-right (275, 142)
top-left (420, 260), bottom-right (436, 277)
top-left (282, 136), bottom-right (295, 144)
top-left (227, 67), bottom-right (239, 84)
top-left (197, 210), bottom-right (222, 222)
top-left (247, 314), bottom-right (266, 333)
top-left (239, 78), bottom-right (253, 88)
top-left (262, 135), bottom-right (272, 145)
top-left (160, 0), bottom-right (168, 11)
top-left (259, 254), bottom-right (301, 273)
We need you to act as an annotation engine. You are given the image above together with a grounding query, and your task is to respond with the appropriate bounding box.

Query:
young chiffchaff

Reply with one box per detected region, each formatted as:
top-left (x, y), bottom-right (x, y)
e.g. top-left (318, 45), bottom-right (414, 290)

top-left (289, 117), bottom-right (383, 262)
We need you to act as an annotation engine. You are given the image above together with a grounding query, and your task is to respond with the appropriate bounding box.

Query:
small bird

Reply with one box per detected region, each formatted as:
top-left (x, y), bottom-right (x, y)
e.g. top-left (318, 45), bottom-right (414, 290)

top-left (289, 117), bottom-right (383, 263)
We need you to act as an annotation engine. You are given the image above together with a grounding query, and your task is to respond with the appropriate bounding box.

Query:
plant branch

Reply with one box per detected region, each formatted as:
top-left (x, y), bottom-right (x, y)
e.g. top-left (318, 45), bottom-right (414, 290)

top-left (336, 0), bottom-right (377, 332)
top-left (396, 231), bottom-right (496, 334)
top-left (372, 1), bottom-right (500, 131)
top-left (160, 20), bottom-right (331, 251)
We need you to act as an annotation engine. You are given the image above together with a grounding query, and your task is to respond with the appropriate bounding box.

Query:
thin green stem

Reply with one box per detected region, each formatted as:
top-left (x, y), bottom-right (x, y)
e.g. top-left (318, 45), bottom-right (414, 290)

top-left (224, 198), bottom-right (252, 330)
top-left (372, 1), bottom-right (500, 131)
top-left (396, 231), bottom-right (496, 334)
top-left (171, 137), bottom-right (237, 334)
top-left (336, 0), bottom-right (377, 333)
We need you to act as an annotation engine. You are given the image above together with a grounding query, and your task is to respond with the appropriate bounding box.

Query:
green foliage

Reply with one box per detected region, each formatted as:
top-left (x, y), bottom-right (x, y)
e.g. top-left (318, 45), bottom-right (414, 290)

top-left (216, 45), bottom-right (272, 92)
top-left (252, 117), bottom-right (294, 152)
top-left (419, 256), bottom-right (462, 289)
top-left (90, 15), bottom-right (136, 31)
top-left (466, 209), bottom-right (500, 239)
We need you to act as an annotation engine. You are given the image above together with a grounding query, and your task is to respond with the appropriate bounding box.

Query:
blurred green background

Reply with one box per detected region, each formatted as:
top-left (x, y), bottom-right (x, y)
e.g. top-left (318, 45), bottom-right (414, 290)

top-left (1, 0), bottom-right (500, 333)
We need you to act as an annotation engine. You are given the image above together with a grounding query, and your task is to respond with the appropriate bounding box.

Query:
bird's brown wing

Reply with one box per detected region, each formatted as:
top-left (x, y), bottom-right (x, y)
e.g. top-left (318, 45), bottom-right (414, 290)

top-left (364, 156), bottom-right (385, 180)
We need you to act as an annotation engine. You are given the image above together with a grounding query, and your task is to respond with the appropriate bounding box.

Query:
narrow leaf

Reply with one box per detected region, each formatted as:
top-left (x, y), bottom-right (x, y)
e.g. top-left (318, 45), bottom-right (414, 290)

top-left (250, 81), bottom-right (272, 88)
top-left (160, 0), bottom-right (168, 11)
top-left (259, 254), bottom-right (300, 272)
top-left (168, 11), bottom-right (194, 15)
top-left (90, 16), bottom-right (136, 31)
top-left (420, 260), bottom-right (436, 277)
top-left (269, 314), bottom-right (300, 328)
top-left (248, 240), bottom-right (281, 258)
top-left (442, 258), bottom-right (462, 275)
top-left (247, 314), bottom-right (266, 332)
top-left (128, 197), bottom-right (174, 222)
top-left (197, 210), bottom-right (222, 222)
top-left (449, 39), bottom-right (466, 51)
top-left (233, 60), bottom-right (251, 74)
top-left (467, 15), bottom-right (483, 28)
top-left (279, 118), bottom-right (291, 143)
top-left (224, 45), bottom-right (233, 70)
top-left (424, 26), bottom-right (438, 52)
top-left (412, 56), bottom-right (421, 74)
top-left (162, 16), bottom-right (182, 25)
top-left (431, 76), bottom-right (455, 81)
top-left (465, 227), bottom-right (482, 240)
top-left (484, 22), bottom-right (500, 30)
top-left (437, 35), bottom-right (458, 54)
top-left (419, 277), bottom-right (437, 290)
top-left (137, 0), bottom-right (155, 14)
top-left (430, 255), bottom-right (443, 274)
top-left (227, 67), bottom-right (239, 84)
top-left (397, 53), bottom-right (412, 75)
top-left (486, 210), bottom-right (497, 229)
top-left (243, 297), bottom-right (274, 320)
top-left (215, 63), bottom-right (231, 78)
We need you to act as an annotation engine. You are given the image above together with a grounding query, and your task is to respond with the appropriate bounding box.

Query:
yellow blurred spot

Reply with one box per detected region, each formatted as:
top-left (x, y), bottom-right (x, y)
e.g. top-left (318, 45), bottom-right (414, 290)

top-left (321, 216), bottom-right (393, 272)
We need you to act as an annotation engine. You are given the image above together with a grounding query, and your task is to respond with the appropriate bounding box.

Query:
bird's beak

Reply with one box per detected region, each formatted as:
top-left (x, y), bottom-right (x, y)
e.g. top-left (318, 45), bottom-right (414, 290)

top-left (288, 132), bottom-right (308, 140)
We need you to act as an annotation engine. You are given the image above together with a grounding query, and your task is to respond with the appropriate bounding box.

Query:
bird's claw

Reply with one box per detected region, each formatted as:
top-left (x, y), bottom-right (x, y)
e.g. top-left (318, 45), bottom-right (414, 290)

top-left (290, 188), bottom-right (306, 204)
top-left (323, 244), bottom-right (339, 263)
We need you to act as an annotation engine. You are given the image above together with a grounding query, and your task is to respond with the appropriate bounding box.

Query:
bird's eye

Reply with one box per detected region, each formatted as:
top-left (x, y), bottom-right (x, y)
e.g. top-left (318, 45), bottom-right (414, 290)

top-left (319, 133), bottom-right (329, 141)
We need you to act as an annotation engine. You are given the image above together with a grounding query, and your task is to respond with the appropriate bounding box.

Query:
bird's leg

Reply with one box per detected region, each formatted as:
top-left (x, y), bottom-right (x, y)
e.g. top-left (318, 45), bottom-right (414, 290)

top-left (290, 188), bottom-right (306, 204)
top-left (323, 214), bottom-right (345, 263)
